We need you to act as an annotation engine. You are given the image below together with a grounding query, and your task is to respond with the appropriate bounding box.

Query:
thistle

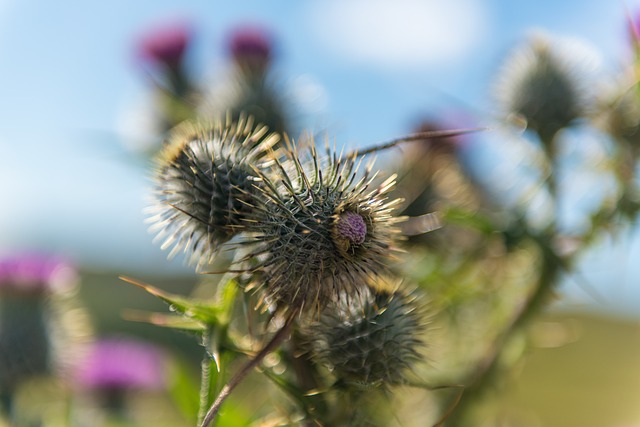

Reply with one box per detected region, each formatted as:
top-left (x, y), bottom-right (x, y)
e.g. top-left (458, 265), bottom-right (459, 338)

top-left (239, 138), bottom-right (404, 311)
top-left (0, 253), bottom-right (78, 418)
top-left (147, 116), bottom-right (281, 267)
top-left (495, 34), bottom-right (593, 145)
top-left (303, 286), bottom-right (425, 389)
top-left (74, 337), bottom-right (166, 416)
top-left (201, 25), bottom-right (291, 137)
top-left (136, 20), bottom-right (193, 96)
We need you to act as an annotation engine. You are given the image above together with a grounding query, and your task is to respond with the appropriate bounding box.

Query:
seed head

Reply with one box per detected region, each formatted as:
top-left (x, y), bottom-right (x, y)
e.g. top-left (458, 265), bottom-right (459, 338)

top-left (240, 139), bottom-right (404, 311)
top-left (303, 287), bottom-right (425, 389)
top-left (147, 116), bottom-right (280, 267)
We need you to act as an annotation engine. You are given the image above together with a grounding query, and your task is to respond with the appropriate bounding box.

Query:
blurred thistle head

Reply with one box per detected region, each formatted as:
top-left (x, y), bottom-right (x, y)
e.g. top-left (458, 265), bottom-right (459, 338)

top-left (137, 20), bottom-right (192, 70)
top-left (0, 253), bottom-right (78, 398)
top-left (75, 337), bottom-right (166, 392)
top-left (302, 286), bottom-right (426, 389)
top-left (227, 24), bottom-right (273, 75)
top-left (74, 337), bottom-right (166, 413)
top-left (0, 252), bottom-right (77, 296)
top-left (240, 138), bottom-right (405, 311)
top-left (147, 115), bottom-right (281, 267)
top-left (202, 24), bottom-right (289, 135)
top-left (495, 33), bottom-right (598, 144)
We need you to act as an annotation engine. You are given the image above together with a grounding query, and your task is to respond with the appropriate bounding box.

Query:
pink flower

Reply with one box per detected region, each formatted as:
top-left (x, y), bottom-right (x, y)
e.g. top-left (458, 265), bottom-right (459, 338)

top-left (76, 337), bottom-right (166, 391)
top-left (227, 25), bottom-right (273, 70)
top-left (0, 252), bottom-right (76, 295)
top-left (137, 21), bottom-right (192, 68)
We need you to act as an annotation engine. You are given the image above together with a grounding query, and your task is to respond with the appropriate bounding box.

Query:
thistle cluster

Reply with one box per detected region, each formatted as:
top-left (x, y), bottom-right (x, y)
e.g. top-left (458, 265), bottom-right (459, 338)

top-left (150, 120), bottom-right (409, 309)
top-left (147, 116), bottom-right (429, 405)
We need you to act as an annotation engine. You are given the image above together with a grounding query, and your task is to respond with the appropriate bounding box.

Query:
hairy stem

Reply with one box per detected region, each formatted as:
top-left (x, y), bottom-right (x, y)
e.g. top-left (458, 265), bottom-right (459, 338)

top-left (197, 334), bottom-right (214, 427)
top-left (200, 311), bottom-right (298, 427)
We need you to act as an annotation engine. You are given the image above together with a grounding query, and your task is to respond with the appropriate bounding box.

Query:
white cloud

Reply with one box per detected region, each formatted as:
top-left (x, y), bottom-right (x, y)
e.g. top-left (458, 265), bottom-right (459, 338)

top-left (307, 0), bottom-right (489, 69)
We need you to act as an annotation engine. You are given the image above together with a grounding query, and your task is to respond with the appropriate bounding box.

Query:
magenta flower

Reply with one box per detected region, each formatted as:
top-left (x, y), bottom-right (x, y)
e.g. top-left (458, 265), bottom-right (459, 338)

top-left (227, 25), bottom-right (273, 70)
top-left (0, 252), bottom-right (76, 295)
top-left (137, 21), bottom-right (192, 68)
top-left (76, 337), bottom-right (166, 392)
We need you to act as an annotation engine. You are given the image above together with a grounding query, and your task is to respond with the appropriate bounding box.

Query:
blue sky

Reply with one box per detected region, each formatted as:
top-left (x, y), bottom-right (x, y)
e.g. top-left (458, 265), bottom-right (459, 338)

top-left (1, 0), bottom-right (639, 315)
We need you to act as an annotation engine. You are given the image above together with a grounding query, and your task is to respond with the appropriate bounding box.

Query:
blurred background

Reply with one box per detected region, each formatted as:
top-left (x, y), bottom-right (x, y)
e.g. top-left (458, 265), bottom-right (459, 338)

top-left (1, 1), bottom-right (640, 426)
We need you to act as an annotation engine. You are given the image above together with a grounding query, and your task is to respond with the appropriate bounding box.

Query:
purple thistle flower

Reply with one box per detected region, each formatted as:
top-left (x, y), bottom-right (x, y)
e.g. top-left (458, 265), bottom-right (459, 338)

top-left (227, 25), bottom-right (273, 72)
top-left (335, 211), bottom-right (367, 245)
top-left (0, 252), bottom-right (77, 295)
top-left (137, 21), bottom-right (192, 69)
top-left (75, 337), bottom-right (166, 392)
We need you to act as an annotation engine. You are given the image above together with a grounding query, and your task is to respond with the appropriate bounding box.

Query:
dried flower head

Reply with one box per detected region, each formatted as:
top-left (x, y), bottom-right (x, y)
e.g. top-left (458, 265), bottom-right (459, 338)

top-left (303, 287), bottom-right (425, 389)
top-left (240, 139), bottom-right (404, 311)
top-left (495, 34), bottom-right (596, 143)
top-left (147, 116), bottom-right (281, 267)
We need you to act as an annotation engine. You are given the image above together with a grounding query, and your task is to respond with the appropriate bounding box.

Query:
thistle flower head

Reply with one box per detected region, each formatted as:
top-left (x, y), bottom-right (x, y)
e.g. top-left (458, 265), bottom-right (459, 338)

top-left (75, 337), bottom-right (166, 391)
top-left (137, 21), bottom-right (192, 69)
top-left (241, 139), bottom-right (404, 311)
top-left (303, 287), bottom-right (425, 389)
top-left (0, 252), bottom-right (77, 295)
top-left (495, 34), bottom-right (596, 143)
top-left (227, 25), bottom-right (273, 74)
top-left (147, 116), bottom-right (281, 267)
top-left (0, 253), bottom-right (78, 397)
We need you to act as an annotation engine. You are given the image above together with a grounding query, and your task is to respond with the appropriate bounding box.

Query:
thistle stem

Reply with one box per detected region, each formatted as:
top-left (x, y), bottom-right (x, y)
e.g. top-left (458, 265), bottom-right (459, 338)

top-left (200, 310), bottom-right (297, 427)
top-left (197, 332), bottom-right (214, 427)
top-left (352, 128), bottom-right (486, 157)
top-left (445, 240), bottom-right (561, 426)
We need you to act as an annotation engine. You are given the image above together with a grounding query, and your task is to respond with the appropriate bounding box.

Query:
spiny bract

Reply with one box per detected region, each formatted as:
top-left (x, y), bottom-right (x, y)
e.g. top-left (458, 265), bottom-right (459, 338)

top-left (147, 116), bottom-right (280, 267)
top-left (240, 138), bottom-right (405, 311)
top-left (303, 287), bottom-right (425, 389)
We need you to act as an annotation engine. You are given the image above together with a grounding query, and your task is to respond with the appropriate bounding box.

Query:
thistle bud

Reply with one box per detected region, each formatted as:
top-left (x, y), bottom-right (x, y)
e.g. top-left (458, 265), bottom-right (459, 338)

top-left (147, 116), bottom-right (280, 267)
top-left (495, 34), bottom-right (595, 144)
top-left (303, 287), bottom-right (425, 389)
top-left (242, 140), bottom-right (404, 311)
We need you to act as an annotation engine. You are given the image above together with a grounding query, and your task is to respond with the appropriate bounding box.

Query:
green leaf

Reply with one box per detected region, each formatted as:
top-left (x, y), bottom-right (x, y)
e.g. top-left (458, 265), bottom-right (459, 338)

top-left (119, 276), bottom-right (225, 325)
top-left (122, 309), bottom-right (207, 332)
